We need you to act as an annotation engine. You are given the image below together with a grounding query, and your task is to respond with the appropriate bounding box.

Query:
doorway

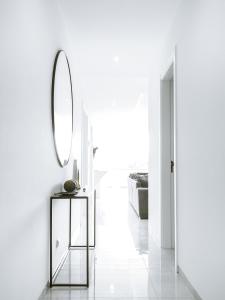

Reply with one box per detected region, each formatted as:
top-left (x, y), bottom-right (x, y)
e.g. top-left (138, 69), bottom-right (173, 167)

top-left (160, 57), bottom-right (177, 269)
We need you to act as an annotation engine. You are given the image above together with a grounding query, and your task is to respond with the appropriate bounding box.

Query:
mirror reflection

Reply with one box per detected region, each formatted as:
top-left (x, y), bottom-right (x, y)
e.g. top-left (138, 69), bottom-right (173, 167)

top-left (52, 50), bottom-right (73, 167)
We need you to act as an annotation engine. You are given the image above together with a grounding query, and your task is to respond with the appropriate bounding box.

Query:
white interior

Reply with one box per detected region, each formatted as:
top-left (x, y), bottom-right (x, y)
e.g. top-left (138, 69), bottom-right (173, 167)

top-left (0, 1), bottom-right (225, 300)
top-left (149, 1), bottom-right (225, 299)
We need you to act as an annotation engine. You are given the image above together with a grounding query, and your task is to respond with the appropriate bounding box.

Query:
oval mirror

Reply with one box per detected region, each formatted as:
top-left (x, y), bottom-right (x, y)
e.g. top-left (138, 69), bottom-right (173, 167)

top-left (52, 50), bottom-right (73, 167)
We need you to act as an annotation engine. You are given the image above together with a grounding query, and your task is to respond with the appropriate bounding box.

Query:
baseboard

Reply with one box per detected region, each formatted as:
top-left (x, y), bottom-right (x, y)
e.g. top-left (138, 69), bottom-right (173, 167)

top-left (38, 282), bottom-right (49, 300)
top-left (178, 266), bottom-right (203, 300)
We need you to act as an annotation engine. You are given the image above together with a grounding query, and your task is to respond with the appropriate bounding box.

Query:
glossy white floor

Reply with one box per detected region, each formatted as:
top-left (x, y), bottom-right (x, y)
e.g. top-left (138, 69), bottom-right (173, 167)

top-left (40, 185), bottom-right (196, 300)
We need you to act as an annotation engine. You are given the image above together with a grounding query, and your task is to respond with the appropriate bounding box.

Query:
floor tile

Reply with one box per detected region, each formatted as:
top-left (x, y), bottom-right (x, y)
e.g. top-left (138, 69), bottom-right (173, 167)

top-left (40, 186), bottom-right (197, 300)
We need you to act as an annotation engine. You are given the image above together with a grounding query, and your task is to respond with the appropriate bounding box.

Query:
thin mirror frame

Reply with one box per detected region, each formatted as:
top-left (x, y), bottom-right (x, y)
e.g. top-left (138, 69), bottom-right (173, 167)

top-left (51, 50), bottom-right (74, 167)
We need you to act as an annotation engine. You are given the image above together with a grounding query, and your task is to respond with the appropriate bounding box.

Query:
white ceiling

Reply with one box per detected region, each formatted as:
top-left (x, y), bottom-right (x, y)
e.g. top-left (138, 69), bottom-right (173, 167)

top-left (60, 0), bottom-right (182, 117)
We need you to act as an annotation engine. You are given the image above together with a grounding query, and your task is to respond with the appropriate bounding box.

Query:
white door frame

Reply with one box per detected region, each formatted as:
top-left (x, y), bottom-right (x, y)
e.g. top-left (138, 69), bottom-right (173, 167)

top-left (160, 49), bottom-right (178, 272)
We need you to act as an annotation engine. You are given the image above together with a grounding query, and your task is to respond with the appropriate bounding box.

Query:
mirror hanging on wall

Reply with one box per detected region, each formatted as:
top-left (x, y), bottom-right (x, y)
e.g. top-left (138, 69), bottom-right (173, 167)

top-left (51, 50), bottom-right (73, 167)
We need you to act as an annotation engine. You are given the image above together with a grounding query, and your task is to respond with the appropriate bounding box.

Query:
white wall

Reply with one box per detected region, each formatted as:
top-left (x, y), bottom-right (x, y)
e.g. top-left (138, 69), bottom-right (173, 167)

top-left (149, 0), bottom-right (225, 299)
top-left (0, 1), bottom-right (82, 299)
top-left (81, 107), bottom-right (89, 187)
top-left (148, 65), bottom-right (161, 246)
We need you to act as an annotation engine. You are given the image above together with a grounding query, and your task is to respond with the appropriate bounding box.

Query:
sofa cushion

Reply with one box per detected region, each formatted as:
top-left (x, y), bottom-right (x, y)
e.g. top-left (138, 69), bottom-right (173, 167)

top-left (139, 175), bottom-right (148, 188)
top-left (129, 173), bottom-right (148, 188)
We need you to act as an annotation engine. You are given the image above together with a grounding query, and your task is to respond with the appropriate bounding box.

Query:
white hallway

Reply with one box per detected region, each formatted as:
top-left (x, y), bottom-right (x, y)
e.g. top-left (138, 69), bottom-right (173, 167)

top-left (0, 1), bottom-right (225, 300)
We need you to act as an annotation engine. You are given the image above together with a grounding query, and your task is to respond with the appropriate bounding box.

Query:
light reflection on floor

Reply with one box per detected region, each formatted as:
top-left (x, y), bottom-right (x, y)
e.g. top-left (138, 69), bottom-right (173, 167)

top-left (40, 185), bottom-right (196, 300)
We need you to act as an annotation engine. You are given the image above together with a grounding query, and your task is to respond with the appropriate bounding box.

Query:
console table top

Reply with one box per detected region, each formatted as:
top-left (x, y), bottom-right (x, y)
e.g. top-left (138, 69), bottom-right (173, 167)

top-left (50, 188), bottom-right (93, 199)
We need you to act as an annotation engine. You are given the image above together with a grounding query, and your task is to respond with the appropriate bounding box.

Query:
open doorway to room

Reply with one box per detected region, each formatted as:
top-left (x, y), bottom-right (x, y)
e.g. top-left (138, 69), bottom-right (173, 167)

top-left (160, 57), bottom-right (177, 269)
top-left (91, 88), bottom-right (149, 259)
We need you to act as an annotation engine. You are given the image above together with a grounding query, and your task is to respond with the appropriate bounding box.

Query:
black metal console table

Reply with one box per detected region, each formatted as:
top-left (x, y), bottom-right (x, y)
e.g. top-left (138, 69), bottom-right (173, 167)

top-left (50, 191), bottom-right (95, 287)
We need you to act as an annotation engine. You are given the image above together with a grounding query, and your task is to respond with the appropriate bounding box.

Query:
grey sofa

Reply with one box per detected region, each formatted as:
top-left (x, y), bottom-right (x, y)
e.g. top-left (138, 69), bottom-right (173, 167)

top-left (128, 173), bottom-right (148, 219)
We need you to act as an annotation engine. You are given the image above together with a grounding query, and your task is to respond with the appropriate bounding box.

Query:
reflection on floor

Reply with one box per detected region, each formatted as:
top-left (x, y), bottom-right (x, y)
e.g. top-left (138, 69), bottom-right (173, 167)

top-left (40, 186), bottom-right (196, 300)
